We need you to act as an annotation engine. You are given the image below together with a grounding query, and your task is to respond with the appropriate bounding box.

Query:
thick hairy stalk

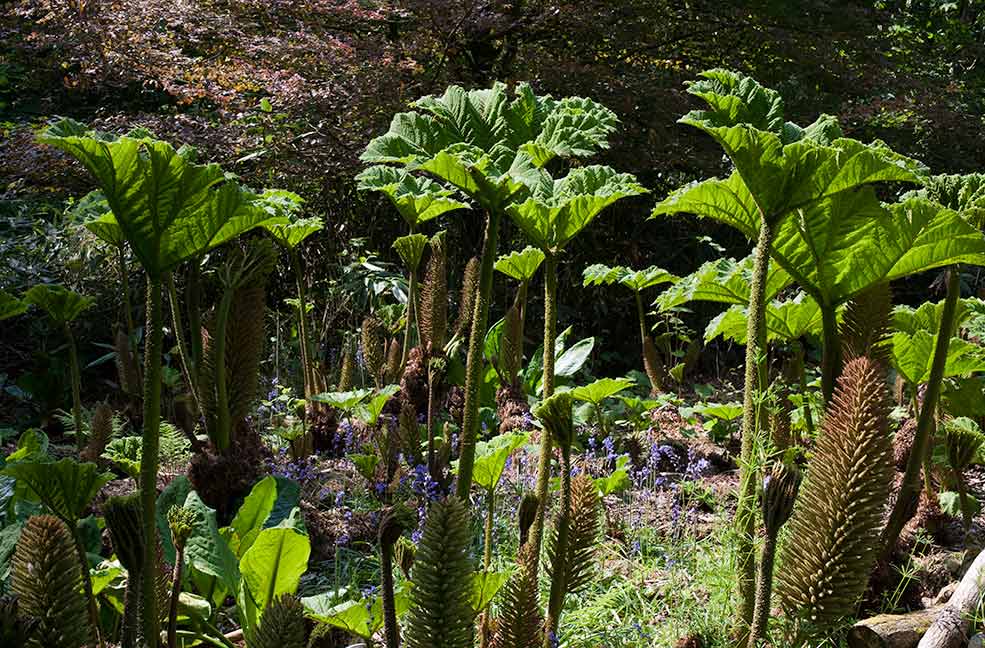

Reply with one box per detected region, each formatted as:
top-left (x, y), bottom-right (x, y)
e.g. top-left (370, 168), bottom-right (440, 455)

top-left (64, 323), bottom-right (83, 452)
top-left (528, 253), bottom-right (559, 566)
top-left (403, 497), bottom-right (474, 648)
top-left (426, 358), bottom-right (446, 477)
top-left (291, 249), bottom-right (315, 398)
top-left (166, 506), bottom-right (195, 648)
top-left (118, 244), bottom-right (135, 336)
top-left (456, 211), bottom-right (501, 500)
top-left (776, 357), bottom-right (894, 637)
top-left (882, 269), bottom-right (960, 558)
top-left (379, 509), bottom-right (408, 648)
top-left (483, 488), bottom-right (495, 571)
top-left (12, 515), bottom-right (91, 648)
top-left (748, 464), bottom-right (800, 648)
top-left (735, 222), bottom-right (773, 631)
top-left (402, 268), bottom-right (419, 371)
top-left (140, 280), bottom-right (164, 647)
top-left (819, 304), bottom-right (841, 404)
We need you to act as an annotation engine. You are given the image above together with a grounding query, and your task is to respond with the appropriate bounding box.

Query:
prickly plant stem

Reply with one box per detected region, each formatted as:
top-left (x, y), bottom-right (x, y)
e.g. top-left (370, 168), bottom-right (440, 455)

top-left (484, 487), bottom-right (495, 570)
top-left (119, 244), bottom-right (135, 336)
top-left (427, 371), bottom-right (438, 476)
top-left (529, 253), bottom-right (559, 565)
top-left (213, 286), bottom-right (235, 450)
top-left (140, 279), bottom-right (163, 647)
top-left (883, 268), bottom-right (959, 559)
top-left (381, 539), bottom-right (399, 648)
top-left (167, 546), bottom-right (184, 648)
top-left (820, 303), bottom-right (841, 404)
top-left (455, 209), bottom-right (501, 501)
top-left (747, 533), bottom-right (778, 648)
top-left (401, 267), bottom-right (419, 371)
top-left (71, 523), bottom-right (103, 648)
top-left (64, 323), bottom-right (84, 452)
top-left (735, 221), bottom-right (773, 633)
top-left (635, 289), bottom-right (661, 392)
top-left (291, 249), bottom-right (315, 398)
top-left (795, 340), bottom-right (813, 439)
top-left (544, 442), bottom-right (572, 644)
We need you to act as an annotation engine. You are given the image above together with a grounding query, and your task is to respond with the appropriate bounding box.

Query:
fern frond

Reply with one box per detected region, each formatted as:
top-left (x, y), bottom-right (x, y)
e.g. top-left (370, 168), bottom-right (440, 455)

top-left (403, 497), bottom-right (475, 648)
top-left (775, 356), bottom-right (893, 635)
top-left (12, 515), bottom-right (90, 648)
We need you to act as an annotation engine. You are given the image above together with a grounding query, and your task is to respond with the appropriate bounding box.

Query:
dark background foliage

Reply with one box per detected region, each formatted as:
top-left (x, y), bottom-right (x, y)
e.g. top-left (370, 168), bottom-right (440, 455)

top-left (1, 0), bottom-right (984, 409)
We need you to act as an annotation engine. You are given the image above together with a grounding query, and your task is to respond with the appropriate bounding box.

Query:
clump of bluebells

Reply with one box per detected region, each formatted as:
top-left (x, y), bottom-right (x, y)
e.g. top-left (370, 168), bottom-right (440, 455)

top-left (266, 447), bottom-right (320, 483)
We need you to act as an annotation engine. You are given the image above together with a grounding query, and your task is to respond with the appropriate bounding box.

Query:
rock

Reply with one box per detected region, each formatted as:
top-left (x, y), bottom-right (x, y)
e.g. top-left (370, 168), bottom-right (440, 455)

top-left (969, 634), bottom-right (985, 648)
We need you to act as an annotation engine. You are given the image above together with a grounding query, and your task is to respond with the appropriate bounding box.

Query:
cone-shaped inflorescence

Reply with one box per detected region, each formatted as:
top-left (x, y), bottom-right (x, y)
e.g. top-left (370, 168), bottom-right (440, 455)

top-left (547, 473), bottom-right (602, 598)
top-left (403, 497), bottom-right (475, 648)
top-left (490, 544), bottom-right (543, 648)
top-left (518, 493), bottom-right (539, 549)
top-left (337, 343), bottom-right (355, 391)
top-left (453, 257), bottom-right (480, 341)
top-left (775, 356), bottom-right (893, 636)
top-left (420, 231), bottom-right (449, 351)
top-left (362, 317), bottom-right (387, 388)
top-left (0, 597), bottom-right (39, 648)
top-left (12, 515), bottom-right (91, 648)
top-left (82, 402), bottom-right (114, 462)
top-left (840, 282), bottom-right (892, 364)
top-left (245, 595), bottom-right (307, 648)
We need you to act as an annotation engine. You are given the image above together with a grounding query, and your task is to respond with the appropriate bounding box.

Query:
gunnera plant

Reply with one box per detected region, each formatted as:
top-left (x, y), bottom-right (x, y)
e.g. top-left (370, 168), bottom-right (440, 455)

top-left (245, 595), bottom-right (307, 648)
top-left (0, 597), bottom-right (39, 648)
top-left (12, 515), bottom-right (91, 648)
top-left (490, 544), bottom-right (542, 648)
top-left (839, 282), bottom-right (892, 364)
top-left (775, 356), bottom-right (894, 638)
top-left (81, 401), bottom-right (115, 463)
top-left (104, 493), bottom-right (145, 648)
top-left (403, 497), bottom-right (475, 648)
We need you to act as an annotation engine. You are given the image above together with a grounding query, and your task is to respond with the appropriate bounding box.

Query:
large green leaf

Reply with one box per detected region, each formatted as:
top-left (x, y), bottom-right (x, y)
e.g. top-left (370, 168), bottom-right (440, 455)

top-left (554, 336), bottom-right (595, 377)
top-left (239, 526), bottom-right (311, 622)
top-left (392, 233), bottom-right (429, 271)
top-left (465, 432), bottom-right (529, 492)
top-left (1, 458), bottom-right (112, 522)
top-left (309, 388), bottom-right (373, 413)
top-left (157, 475), bottom-right (193, 563)
top-left (472, 570), bottom-right (509, 613)
top-left (906, 173), bottom-right (985, 226)
top-left (495, 246), bottom-right (546, 282)
top-left (230, 477), bottom-right (278, 557)
top-left (38, 119), bottom-right (286, 279)
top-left (183, 491), bottom-right (240, 595)
top-left (893, 299), bottom-right (975, 338)
top-left (22, 284), bottom-right (94, 325)
top-left (582, 264), bottom-right (677, 293)
top-left (891, 331), bottom-right (985, 385)
top-left (262, 215), bottom-right (323, 250)
top-left (570, 377), bottom-right (635, 405)
top-left (770, 194), bottom-right (985, 308)
top-left (0, 291), bottom-right (28, 321)
top-left (656, 254), bottom-right (792, 311)
top-left (705, 293), bottom-right (824, 344)
top-left (357, 165), bottom-right (468, 228)
top-left (361, 82), bottom-right (620, 210)
top-left (353, 384), bottom-right (401, 426)
top-left (507, 166), bottom-right (646, 253)
top-left (303, 585), bottom-right (410, 640)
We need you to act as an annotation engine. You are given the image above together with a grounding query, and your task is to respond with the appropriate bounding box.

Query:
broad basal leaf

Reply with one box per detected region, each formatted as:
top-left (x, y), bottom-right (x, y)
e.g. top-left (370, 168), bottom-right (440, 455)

top-left (705, 293), bottom-right (823, 344)
top-left (240, 526), bottom-right (311, 617)
top-left (467, 432), bottom-right (529, 492)
top-left (230, 476), bottom-right (278, 557)
top-left (303, 585), bottom-right (410, 639)
top-left (891, 330), bottom-right (985, 385)
top-left (309, 388), bottom-right (373, 412)
top-left (22, 284), bottom-right (94, 325)
top-left (1, 457), bottom-right (112, 522)
top-left (571, 377), bottom-right (635, 405)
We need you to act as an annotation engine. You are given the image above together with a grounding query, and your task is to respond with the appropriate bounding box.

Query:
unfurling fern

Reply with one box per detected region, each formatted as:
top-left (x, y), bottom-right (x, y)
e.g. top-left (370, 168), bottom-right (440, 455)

top-left (362, 317), bottom-right (386, 388)
top-left (245, 594), bottom-right (306, 648)
top-left (0, 596), bottom-right (39, 648)
top-left (490, 544), bottom-right (542, 648)
top-left (420, 230), bottom-right (448, 351)
top-left (840, 282), bottom-right (892, 363)
top-left (403, 497), bottom-right (475, 648)
top-left (453, 257), bottom-right (481, 341)
top-left (775, 356), bottom-right (893, 636)
top-left (12, 515), bottom-right (90, 648)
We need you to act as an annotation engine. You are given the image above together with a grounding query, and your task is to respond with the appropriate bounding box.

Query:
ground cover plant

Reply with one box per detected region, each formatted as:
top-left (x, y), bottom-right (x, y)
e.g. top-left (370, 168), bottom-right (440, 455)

top-left (4, 5), bottom-right (985, 646)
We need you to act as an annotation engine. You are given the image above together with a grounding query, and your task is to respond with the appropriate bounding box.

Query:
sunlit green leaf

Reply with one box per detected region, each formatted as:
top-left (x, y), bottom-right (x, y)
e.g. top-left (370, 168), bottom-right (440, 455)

top-left (571, 377), bottom-right (635, 405)
top-left (495, 246), bottom-right (546, 282)
top-left (22, 284), bottom-right (94, 325)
